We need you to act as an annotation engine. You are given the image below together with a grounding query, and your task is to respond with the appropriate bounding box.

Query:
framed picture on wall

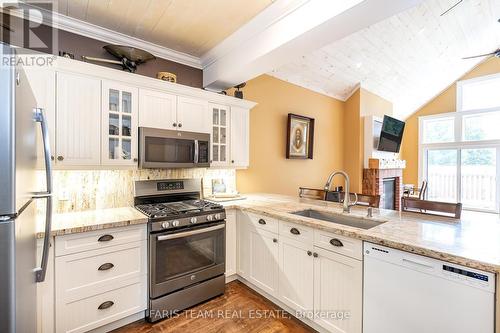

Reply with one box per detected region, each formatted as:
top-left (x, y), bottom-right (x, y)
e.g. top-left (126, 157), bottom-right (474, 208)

top-left (286, 113), bottom-right (315, 159)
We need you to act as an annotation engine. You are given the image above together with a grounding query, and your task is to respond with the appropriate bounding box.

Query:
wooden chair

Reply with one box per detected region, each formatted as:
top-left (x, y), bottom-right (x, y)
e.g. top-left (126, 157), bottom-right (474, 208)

top-left (299, 187), bottom-right (326, 200)
top-left (326, 192), bottom-right (381, 208)
top-left (401, 197), bottom-right (462, 219)
top-left (403, 180), bottom-right (428, 199)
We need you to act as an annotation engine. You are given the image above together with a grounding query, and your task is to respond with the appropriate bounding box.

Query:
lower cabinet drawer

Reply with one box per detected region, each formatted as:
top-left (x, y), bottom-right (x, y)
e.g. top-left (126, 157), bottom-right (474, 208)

top-left (313, 229), bottom-right (362, 260)
top-left (56, 279), bottom-right (146, 333)
top-left (55, 241), bottom-right (146, 302)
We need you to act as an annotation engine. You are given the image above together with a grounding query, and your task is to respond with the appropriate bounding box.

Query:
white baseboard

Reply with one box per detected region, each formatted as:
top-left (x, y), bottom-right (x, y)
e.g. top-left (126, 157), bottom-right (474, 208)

top-left (225, 274), bottom-right (239, 283)
top-left (88, 311), bottom-right (145, 333)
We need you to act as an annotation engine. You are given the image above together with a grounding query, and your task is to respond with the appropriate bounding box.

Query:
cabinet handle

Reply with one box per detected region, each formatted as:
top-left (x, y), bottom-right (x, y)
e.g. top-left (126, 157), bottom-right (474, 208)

top-left (51, 156), bottom-right (55, 161)
top-left (258, 219), bottom-right (266, 225)
top-left (97, 234), bottom-right (114, 242)
top-left (57, 155), bottom-right (64, 161)
top-left (273, 238), bottom-right (278, 243)
top-left (97, 301), bottom-right (114, 310)
top-left (307, 250), bottom-right (312, 256)
top-left (313, 252), bottom-right (318, 258)
top-left (290, 228), bottom-right (300, 235)
top-left (178, 123), bottom-right (182, 128)
top-left (133, 158), bottom-right (138, 162)
top-left (98, 263), bottom-right (114, 271)
top-left (329, 238), bottom-right (344, 247)
top-left (173, 122), bottom-right (177, 127)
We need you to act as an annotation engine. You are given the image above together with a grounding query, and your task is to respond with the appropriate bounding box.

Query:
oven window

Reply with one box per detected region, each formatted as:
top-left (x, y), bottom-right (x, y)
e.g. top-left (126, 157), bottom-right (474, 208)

top-left (145, 136), bottom-right (194, 163)
top-left (155, 226), bottom-right (224, 282)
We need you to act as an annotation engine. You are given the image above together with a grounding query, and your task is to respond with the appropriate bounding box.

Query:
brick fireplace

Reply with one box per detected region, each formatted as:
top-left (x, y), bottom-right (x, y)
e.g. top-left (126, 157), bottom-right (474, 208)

top-left (362, 168), bottom-right (403, 210)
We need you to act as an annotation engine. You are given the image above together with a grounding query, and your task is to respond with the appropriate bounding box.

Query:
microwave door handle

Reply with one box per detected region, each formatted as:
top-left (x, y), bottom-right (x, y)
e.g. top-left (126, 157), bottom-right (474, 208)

top-left (157, 224), bottom-right (225, 241)
top-left (32, 108), bottom-right (53, 283)
top-left (194, 139), bottom-right (199, 164)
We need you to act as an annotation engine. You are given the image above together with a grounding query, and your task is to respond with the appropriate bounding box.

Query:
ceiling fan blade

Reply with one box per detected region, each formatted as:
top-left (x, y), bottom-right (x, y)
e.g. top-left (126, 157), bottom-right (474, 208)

top-left (462, 52), bottom-right (497, 60)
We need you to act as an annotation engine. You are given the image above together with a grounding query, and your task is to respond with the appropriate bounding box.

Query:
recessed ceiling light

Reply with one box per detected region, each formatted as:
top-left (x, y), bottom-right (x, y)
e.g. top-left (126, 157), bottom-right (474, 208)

top-left (356, 62), bottom-right (363, 68)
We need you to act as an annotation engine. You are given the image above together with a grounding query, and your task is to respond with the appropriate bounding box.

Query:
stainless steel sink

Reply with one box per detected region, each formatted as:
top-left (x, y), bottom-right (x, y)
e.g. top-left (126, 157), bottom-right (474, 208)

top-left (291, 209), bottom-right (385, 230)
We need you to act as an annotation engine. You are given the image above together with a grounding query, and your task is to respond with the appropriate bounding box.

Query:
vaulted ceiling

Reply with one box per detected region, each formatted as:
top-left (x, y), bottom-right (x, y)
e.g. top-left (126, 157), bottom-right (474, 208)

top-left (268, 0), bottom-right (500, 119)
top-left (51, 0), bottom-right (274, 57)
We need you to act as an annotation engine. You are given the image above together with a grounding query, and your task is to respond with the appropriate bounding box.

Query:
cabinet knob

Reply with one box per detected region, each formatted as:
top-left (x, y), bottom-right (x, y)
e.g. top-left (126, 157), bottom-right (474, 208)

top-left (51, 156), bottom-right (55, 161)
top-left (57, 155), bottom-right (64, 161)
top-left (97, 301), bottom-right (114, 310)
top-left (313, 252), bottom-right (318, 258)
top-left (133, 158), bottom-right (138, 162)
top-left (307, 250), bottom-right (312, 256)
top-left (231, 160), bottom-right (235, 164)
top-left (173, 123), bottom-right (177, 127)
top-left (178, 123), bottom-right (182, 128)
top-left (273, 238), bottom-right (278, 243)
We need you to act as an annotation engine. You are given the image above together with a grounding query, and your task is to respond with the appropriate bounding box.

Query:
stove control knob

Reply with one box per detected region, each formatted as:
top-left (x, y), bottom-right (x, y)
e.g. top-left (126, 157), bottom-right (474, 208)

top-left (161, 221), bottom-right (170, 229)
top-left (206, 215), bottom-right (214, 221)
top-left (190, 217), bottom-right (197, 224)
top-left (214, 213), bottom-right (222, 220)
top-left (172, 220), bottom-right (180, 227)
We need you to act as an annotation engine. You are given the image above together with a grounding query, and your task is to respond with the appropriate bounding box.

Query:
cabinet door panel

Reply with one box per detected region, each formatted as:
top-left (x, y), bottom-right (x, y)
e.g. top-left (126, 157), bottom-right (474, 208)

top-left (102, 81), bottom-right (138, 166)
top-left (314, 247), bottom-right (362, 333)
top-left (237, 211), bottom-right (250, 279)
top-left (278, 237), bottom-right (314, 312)
top-left (248, 228), bottom-right (279, 297)
top-left (230, 106), bottom-right (249, 168)
top-left (138, 89), bottom-right (177, 130)
top-left (210, 103), bottom-right (230, 166)
top-left (56, 72), bottom-right (101, 166)
top-left (225, 209), bottom-right (237, 277)
top-left (177, 96), bottom-right (210, 133)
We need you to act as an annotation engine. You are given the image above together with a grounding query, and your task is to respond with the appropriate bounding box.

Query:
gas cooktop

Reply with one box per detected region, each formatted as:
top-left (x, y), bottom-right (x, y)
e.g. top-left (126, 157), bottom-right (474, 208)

top-left (135, 199), bottom-right (223, 219)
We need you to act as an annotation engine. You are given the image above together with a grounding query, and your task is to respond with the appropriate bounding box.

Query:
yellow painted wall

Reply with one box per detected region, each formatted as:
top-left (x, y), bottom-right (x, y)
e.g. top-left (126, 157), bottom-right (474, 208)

top-left (233, 75), bottom-right (345, 195)
top-left (401, 57), bottom-right (500, 186)
top-left (343, 89), bottom-right (363, 193)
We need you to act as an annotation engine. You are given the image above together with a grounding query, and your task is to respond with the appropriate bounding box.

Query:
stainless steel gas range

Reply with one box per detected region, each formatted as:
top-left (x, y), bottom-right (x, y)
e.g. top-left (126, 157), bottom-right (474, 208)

top-left (134, 179), bottom-right (226, 322)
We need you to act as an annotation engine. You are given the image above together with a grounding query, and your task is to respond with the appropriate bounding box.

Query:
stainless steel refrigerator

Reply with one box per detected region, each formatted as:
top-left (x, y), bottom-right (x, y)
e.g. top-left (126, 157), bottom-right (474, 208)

top-left (0, 43), bottom-right (53, 333)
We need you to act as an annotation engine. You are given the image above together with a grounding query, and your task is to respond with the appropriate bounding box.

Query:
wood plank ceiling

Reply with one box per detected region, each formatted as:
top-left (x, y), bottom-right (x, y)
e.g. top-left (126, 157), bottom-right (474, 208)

top-left (51, 0), bottom-right (274, 57)
top-left (269, 0), bottom-right (500, 119)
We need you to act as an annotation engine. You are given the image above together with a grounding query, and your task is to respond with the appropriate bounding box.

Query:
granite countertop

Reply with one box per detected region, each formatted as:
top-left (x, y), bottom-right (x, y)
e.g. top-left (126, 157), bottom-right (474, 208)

top-left (36, 193), bottom-right (500, 274)
top-left (218, 194), bottom-right (500, 273)
top-left (36, 207), bottom-right (148, 239)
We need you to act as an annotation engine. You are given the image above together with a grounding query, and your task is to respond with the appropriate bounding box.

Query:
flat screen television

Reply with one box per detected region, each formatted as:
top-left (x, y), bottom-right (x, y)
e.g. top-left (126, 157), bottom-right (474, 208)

top-left (377, 115), bottom-right (405, 153)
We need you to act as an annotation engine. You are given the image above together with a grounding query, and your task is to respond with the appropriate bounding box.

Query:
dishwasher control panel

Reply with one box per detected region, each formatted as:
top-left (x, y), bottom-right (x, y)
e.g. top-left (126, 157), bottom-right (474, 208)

top-left (442, 265), bottom-right (489, 282)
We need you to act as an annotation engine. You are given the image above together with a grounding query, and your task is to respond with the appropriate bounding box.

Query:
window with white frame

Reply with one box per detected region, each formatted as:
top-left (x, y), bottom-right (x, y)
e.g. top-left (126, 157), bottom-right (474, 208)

top-left (419, 73), bottom-right (500, 213)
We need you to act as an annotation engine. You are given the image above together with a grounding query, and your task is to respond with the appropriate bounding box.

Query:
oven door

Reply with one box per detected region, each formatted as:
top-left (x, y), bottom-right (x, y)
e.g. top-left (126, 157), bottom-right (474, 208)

top-left (139, 127), bottom-right (210, 168)
top-left (150, 221), bottom-right (225, 298)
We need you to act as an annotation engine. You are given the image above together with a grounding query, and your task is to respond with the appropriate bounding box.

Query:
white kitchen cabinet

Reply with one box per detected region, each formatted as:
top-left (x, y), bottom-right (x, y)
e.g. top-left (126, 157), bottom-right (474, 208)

top-left (313, 246), bottom-right (362, 333)
top-left (210, 103), bottom-right (230, 166)
top-left (236, 211), bottom-right (250, 279)
top-left (101, 80), bottom-right (139, 166)
top-left (138, 89), bottom-right (177, 130)
top-left (278, 236), bottom-right (314, 313)
top-left (248, 227), bottom-right (279, 297)
top-left (230, 106), bottom-right (250, 168)
top-left (225, 209), bottom-right (237, 277)
top-left (177, 96), bottom-right (210, 133)
top-left (56, 72), bottom-right (101, 166)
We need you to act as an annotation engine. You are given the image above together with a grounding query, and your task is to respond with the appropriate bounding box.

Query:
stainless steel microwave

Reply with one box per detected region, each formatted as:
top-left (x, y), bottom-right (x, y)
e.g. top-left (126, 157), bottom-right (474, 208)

top-left (139, 128), bottom-right (210, 168)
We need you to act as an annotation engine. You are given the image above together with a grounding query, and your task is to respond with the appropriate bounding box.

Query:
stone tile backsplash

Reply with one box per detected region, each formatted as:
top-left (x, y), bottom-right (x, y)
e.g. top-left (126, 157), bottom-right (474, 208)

top-left (36, 168), bottom-right (236, 214)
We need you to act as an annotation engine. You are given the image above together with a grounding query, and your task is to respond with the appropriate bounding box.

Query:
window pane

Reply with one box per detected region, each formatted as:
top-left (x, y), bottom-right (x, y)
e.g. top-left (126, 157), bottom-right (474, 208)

top-left (461, 148), bottom-right (496, 210)
top-left (461, 77), bottom-right (500, 111)
top-left (427, 149), bottom-right (457, 202)
top-left (423, 118), bottom-right (454, 143)
top-left (463, 112), bottom-right (500, 141)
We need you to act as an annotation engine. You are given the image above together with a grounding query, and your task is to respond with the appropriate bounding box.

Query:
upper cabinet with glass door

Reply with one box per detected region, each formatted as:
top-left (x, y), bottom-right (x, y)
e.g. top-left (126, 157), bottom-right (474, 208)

top-left (210, 104), bottom-right (230, 166)
top-left (102, 81), bottom-right (139, 166)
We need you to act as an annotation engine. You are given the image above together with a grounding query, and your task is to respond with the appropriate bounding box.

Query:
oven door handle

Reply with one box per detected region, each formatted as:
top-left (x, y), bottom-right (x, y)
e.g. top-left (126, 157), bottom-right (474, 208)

top-left (157, 224), bottom-right (224, 241)
top-left (194, 139), bottom-right (199, 164)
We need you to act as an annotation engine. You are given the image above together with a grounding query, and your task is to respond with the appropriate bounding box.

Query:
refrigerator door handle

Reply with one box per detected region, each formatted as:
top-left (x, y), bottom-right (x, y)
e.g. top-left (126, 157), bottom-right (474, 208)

top-left (32, 108), bottom-right (53, 283)
top-left (194, 139), bottom-right (199, 164)
top-left (32, 108), bottom-right (53, 197)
